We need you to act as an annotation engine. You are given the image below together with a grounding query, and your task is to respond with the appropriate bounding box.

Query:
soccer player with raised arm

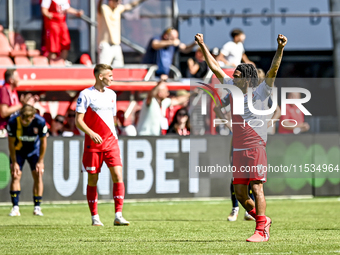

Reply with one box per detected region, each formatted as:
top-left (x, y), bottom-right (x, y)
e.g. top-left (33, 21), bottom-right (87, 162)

top-left (75, 64), bottom-right (128, 226)
top-left (7, 105), bottom-right (47, 216)
top-left (195, 33), bottom-right (287, 242)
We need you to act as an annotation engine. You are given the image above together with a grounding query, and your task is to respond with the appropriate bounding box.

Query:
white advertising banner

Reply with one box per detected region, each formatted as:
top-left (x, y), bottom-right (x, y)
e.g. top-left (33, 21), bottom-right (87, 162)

top-left (178, 0), bottom-right (332, 51)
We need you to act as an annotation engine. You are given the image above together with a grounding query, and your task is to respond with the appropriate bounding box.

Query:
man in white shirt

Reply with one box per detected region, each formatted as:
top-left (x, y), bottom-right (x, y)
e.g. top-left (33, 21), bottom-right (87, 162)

top-left (217, 29), bottom-right (255, 67)
top-left (137, 81), bottom-right (189, 136)
top-left (97, 0), bottom-right (147, 66)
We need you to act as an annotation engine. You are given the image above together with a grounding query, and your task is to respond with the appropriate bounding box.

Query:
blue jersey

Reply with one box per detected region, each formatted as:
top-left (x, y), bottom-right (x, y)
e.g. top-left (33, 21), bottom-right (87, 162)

top-left (7, 114), bottom-right (47, 157)
top-left (142, 36), bottom-right (179, 76)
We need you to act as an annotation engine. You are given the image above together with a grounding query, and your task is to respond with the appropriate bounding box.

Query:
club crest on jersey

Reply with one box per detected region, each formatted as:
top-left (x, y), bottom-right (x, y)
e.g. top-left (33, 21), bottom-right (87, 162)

top-left (257, 165), bottom-right (264, 177)
top-left (33, 127), bottom-right (39, 134)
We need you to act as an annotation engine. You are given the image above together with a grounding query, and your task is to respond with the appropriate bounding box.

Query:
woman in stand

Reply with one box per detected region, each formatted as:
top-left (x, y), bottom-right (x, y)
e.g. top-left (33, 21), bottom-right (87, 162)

top-left (167, 108), bottom-right (190, 136)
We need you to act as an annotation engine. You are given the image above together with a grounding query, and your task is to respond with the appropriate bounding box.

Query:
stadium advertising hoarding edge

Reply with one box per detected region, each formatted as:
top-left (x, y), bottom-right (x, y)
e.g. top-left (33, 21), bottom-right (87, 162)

top-left (0, 136), bottom-right (339, 203)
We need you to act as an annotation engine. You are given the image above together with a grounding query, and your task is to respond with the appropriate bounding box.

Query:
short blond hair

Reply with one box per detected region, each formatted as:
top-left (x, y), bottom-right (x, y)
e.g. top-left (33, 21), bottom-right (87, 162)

top-left (94, 64), bottom-right (113, 77)
top-left (20, 104), bottom-right (36, 118)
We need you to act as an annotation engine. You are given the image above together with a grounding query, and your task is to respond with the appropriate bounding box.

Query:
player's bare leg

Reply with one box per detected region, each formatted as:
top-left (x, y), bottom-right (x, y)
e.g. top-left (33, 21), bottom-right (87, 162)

top-left (60, 50), bottom-right (69, 61)
top-left (244, 181), bottom-right (271, 242)
top-left (109, 166), bottom-right (129, 226)
top-left (9, 168), bottom-right (22, 216)
top-left (31, 169), bottom-right (44, 216)
top-left (234, 184), bottom-right (255, 212)
top-left (87, 173), bottom-right (103, 226)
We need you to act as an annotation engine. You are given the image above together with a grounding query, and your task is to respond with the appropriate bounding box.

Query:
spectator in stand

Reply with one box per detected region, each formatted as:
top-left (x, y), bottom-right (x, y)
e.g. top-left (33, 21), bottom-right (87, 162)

top-left (187, 48), bottom-right (208, 78)
top-left (217, 29), bottom-right (255, 67)
top-left (62, 109), bottom-right (81, 136)
top-left (42, 112), bottom-right (53, 130)
top-left (97, 0), bottom-right (147, 67)
top-left (116, 110), bottom-right (137, 136)
top-left (167, 108), bottom-right (190, 136)
top-left (134, 110), bottom-right (140, 127)
top-left (137, 81), bottom-right (189, 136)
top-left (165, 90), bottom-right (189, 127)
top-left (41, 0), bottom-right (83, 63)
top-left (49, 114), bottom-right (64, 136)
top-left (278, 92), bottom-right (310, 134)
top-left (142, 27), bottom-right (196, 80)
top-left (0, 69), bottom-right (38, 138)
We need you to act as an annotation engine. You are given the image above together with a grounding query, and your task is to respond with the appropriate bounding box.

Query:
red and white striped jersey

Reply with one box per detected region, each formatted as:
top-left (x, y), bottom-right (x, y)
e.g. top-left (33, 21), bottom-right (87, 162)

top-left (76, 86), bottom-right (118, 152)
top-left (223, 75), bottom-right (272, 150)
top-left (41, 0), bottom-right (70, 22)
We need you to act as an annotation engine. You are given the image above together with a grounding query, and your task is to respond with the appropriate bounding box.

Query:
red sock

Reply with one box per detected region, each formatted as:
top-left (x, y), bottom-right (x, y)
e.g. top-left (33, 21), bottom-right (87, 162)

top-left (113, 182), bottom-right (125, 213)
top-left (248, 208), bottom-right (256, 218)
top-left (87, 185), bottom-right (98, 216)
top-left (256, 215), bottom-right (266, 233)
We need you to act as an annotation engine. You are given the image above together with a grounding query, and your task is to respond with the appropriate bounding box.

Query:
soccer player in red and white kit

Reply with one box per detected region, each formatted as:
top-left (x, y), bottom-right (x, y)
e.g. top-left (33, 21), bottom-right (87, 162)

top-left (75, 64), bottom-right (128, 226)
top-left (195, 33), bottom-right (287, 242)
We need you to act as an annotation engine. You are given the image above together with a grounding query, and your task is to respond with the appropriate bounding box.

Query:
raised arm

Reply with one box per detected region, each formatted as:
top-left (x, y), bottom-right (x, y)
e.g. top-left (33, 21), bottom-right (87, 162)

top-left (152, 38), bottom-right (178, 50)
top-left (146, 81), bottom-right (164, 106)
top-left (97, 0), bottom-right (103, 15)
top-left (124, 0), bottom-right (147, 12)
top-left (66, 7), bottom-right (83, 17)
top-left (195, 33), bottom-right (226, 83)
top-left (265, 34), bottom-right (287, 87)
top-left (179, 41), bottom-right (196, 54)
top-left (242, 53), bottom-right (255, 67)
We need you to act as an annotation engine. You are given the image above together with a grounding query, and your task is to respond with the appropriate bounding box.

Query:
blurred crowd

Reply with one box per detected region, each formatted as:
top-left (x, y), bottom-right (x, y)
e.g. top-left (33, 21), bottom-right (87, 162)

top-left (0, 1), bottom-right (310, 136)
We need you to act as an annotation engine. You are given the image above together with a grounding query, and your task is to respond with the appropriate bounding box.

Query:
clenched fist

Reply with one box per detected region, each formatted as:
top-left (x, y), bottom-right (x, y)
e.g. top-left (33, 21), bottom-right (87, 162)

top-left (277, 34), bottom-right (287, 48)
top-left (194, 33), bottom-right (204, 45)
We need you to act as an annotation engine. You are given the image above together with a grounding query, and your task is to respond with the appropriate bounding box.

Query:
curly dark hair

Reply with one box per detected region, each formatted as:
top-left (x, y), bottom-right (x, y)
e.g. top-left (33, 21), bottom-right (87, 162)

top-left (235, 63), bottom-right (258, 88)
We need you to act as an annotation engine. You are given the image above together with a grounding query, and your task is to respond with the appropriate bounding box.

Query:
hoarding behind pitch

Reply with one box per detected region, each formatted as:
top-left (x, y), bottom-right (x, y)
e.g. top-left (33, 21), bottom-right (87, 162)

top-left (178, 0), bottom-right (332, 51)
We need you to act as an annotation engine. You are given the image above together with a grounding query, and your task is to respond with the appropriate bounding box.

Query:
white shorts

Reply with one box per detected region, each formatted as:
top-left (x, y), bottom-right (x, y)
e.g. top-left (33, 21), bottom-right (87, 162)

top-left (98, 42), bottom-right (124, 67)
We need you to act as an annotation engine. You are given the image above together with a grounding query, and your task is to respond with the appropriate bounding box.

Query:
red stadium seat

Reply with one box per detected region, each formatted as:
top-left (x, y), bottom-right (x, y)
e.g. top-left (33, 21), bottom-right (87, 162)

top-left (0, 56), bottom-right (14, 66)
top-left (0, 32), bottom-right (12, 56)
top-left (49, 58), bottom-right (65, 66)
top-left (32, 56), bottom-right (49, 66)
top-left (8, 32), bottom-right (40, 57)
top-left (8, 32), bottom-right (26, 57)
top-left (80, 53), bottom-right (92, 66)
top-left (14, 56), bottom-right (32, 66)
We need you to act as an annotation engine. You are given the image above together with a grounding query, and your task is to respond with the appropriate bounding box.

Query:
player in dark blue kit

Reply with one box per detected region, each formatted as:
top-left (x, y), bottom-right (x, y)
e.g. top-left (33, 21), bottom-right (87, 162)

top-left (7, 105), bottom-right (48, 216)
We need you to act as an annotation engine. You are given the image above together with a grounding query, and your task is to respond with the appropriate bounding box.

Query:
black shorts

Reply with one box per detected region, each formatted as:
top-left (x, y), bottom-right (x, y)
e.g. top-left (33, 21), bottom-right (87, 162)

top-left (11, 153), bottom-right (39, 171)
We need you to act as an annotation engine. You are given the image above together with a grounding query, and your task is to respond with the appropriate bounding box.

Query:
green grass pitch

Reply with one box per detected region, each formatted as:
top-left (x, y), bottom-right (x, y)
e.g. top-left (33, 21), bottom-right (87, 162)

top-left (0, 198), bottom-right (339, 254)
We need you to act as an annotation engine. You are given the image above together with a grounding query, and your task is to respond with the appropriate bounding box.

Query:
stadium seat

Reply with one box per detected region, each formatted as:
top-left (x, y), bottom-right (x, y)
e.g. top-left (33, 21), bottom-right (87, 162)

top-left (8, 31), bottom-right (40, 57)
top-left (0, 32), bottom-right (12, 56)
top-left (14, 56), bottom-right (32, 66)
top-left (8, 32), bottom-right (26, 57)
top-left (32, 56), bottom-right (49, 66)
top-left (80, 53), bottom-right (92, 66)
top-left (49, 58), bottom-right (65, 66)
top-left (0, 56), bottom-right (14, 66)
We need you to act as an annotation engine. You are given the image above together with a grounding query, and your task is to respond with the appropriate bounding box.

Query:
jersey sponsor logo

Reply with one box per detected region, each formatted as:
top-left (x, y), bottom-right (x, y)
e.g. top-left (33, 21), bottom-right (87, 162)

top-left (77, 97), bottom-right (82, 104)
top-left (86, 166), bottom-right (96, 171)
top-left (91, 106), bottom-right (114, 112)
top-left (19, 136), bottom-right (37, 142)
